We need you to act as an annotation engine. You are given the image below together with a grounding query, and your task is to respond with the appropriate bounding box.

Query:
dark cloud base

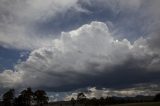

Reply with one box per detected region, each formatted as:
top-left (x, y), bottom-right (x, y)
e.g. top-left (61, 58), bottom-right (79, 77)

top-left (41, 62), bottom-right (160, 92)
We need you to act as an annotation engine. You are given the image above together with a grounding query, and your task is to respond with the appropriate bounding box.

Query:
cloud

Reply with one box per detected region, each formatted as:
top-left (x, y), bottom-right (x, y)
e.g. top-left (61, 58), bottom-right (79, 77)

top-left (0, 21), bottom-right (160, 91)
top-left (78, 0), bottom-right (160, 42)
top-left (1, 0), bottom-right (160, 51)
top-left (64, 86), bottom-right (160, 101)
top-left (0, 0), bottom-right (160, 93)
top-left (0, 0), bottom-right (80, 50)
top-left (87, 0), bottom-right (142, 11)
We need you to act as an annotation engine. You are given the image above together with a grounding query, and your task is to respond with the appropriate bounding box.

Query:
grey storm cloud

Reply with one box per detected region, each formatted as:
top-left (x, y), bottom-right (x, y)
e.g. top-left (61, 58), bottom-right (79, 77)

top-left (0, 0), bottom-right (160, 93)
top-left (0, 21), bottom-right (160, 91)
top-left (0, 0), bottom-right (81, 50)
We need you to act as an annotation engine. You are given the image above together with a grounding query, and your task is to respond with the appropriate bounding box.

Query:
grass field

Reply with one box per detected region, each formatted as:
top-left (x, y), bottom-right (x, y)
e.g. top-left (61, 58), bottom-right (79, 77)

top-left (110, 102), bottom-right (160, 106)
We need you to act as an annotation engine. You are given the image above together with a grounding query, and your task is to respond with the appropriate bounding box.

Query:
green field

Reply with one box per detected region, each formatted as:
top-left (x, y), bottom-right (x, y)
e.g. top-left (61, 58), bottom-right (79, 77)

top-left (110, 102), bottom-right (160, 106)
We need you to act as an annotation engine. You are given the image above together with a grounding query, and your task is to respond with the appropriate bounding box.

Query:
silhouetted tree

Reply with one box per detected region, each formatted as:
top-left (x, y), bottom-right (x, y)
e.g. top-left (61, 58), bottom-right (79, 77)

top-left (105, 96), bottom-right (116, 104)
top-left (34, 90), bottom-right (48, 106)
top-left (15, 95), bottom-right (26, 106)
top-left (71, 98), bottom-right (75, 106)
top-left (90, 97), bottom-right (98, 106)
top-left (154, 93), bottom-right (160, 101)
top-left (77, 92), bottom-right (87, 105)
top-left (18, 88), bottom-right (34, 106)
top-left (2, 89), bottom-right (15, 106)
top-left (100, 97), bottom-right (105, 106)
top-left (77, 93), bottom-right (86, 100)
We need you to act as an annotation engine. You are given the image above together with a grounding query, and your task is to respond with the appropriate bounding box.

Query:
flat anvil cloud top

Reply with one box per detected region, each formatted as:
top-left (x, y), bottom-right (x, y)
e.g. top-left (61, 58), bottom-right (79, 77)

top-left (0, 0), bottom-right (160, 97)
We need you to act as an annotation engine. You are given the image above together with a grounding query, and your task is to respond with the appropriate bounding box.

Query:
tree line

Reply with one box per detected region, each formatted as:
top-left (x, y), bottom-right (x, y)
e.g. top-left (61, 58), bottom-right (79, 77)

top-left (1, 89), bottom-right (160, 106)
top-left (1, 88), bottom-right (48, 106)
top-left (69, 92), bottom-right (160, 106)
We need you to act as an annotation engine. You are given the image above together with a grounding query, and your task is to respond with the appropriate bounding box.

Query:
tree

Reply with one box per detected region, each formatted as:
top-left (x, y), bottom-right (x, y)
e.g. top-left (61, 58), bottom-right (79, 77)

top-left (77, 92), bottom-right (87, 105)
top-left (77, 92), bottom-right (86, 100)
top-left (90, 97), bottom-right (98, 106)
top-left (154, 93), bottom-right (160, 101)
top-left (100, 97), bottom-right (105, 106)
top-left (2, 89), bottom-right (15, 106)
top-left (18, 88), bottom-right (34, 106)
top-left (34, 90), bottom-right (48, 106)
top-left (71, 98), bottom-right (75, 106)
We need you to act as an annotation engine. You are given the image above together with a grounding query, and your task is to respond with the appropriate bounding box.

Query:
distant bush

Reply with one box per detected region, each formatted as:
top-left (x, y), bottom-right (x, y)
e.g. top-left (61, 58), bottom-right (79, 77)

top-left (154, 93), bottom-right (160, 101)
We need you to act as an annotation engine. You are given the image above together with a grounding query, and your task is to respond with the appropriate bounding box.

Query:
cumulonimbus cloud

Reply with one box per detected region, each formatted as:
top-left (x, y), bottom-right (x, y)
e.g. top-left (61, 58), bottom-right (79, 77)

top-left (0, 21), bottom-right (159, 91)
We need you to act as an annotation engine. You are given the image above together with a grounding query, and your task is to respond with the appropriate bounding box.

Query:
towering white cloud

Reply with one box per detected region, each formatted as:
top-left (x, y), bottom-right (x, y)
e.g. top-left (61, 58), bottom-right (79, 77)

top-left (0, 21), bottom-right (159, 90)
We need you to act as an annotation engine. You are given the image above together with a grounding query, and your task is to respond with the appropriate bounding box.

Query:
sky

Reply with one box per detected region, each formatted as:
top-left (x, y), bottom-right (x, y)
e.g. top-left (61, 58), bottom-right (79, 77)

top-left (0, 0), bottom-right (160, 101)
